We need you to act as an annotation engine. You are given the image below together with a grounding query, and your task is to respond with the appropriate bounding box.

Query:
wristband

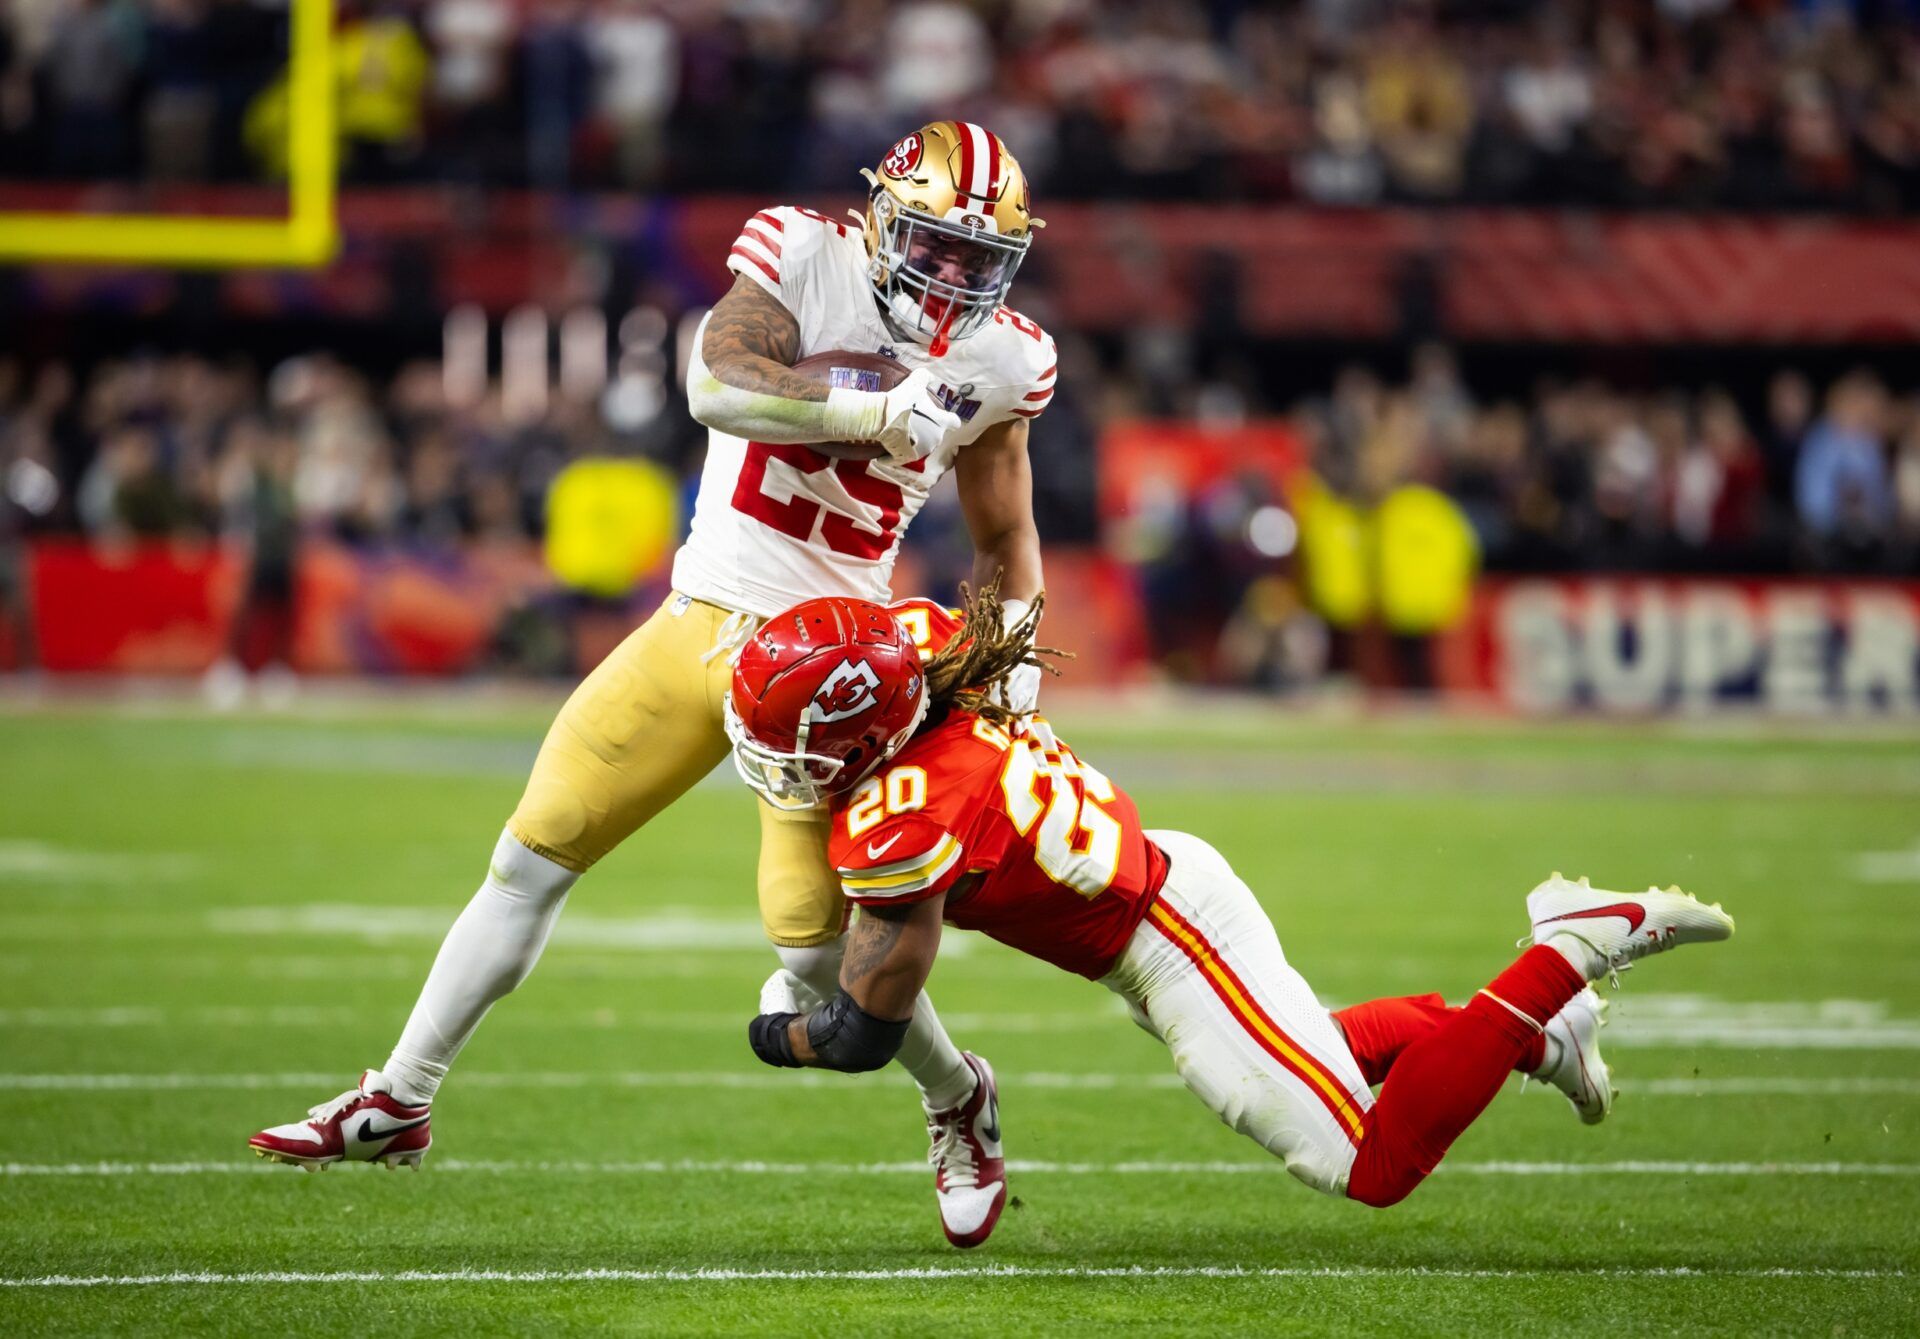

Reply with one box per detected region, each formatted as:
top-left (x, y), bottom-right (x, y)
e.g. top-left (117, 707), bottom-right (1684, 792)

top-left (748, 1011), bottom-right (803, 1068)
top-left (822, 386), bottom-right (887, 443)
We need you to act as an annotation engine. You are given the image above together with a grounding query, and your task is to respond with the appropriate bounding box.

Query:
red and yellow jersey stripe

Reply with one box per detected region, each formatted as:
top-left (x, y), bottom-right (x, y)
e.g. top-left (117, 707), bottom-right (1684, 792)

top-left (837, 832), bottom-right (963, 901)
top-left (1146, 895), bottom-right (1368, 1145)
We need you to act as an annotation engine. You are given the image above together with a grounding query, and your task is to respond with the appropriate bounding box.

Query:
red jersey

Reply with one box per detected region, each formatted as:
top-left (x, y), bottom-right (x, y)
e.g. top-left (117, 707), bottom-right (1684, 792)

top-left (826, 709), bottom-right (1169, 979)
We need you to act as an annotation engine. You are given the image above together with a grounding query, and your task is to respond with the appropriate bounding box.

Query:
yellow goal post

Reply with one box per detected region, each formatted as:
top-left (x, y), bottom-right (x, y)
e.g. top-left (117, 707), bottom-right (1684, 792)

top-left (0, 0), bottom-right (337, 268)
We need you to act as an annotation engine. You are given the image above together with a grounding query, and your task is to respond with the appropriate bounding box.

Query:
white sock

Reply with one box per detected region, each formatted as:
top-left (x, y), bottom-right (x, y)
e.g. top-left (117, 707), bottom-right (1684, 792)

top-left (895, 992), bottom-right (977, 1111)
top-left (1546, 932), bottom-right (1605, 983)
top-left (383, 829), bottom-right (578, 1105)
top-left (1531, 1029), bottom-right (1564, 1077)
top-left (775, 938), bottom-right (975, 1111)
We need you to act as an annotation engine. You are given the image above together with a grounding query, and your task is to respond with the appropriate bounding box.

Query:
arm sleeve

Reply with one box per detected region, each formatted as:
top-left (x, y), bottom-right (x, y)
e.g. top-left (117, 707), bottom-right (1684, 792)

top-left (833, 814), bottom-right (966, 905)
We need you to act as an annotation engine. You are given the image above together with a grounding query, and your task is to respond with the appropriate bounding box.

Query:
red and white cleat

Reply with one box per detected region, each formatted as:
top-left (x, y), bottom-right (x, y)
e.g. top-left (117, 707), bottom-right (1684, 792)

top-left (248, 1069), bottom-right (431, 1171)
top-left (1525, 873), bottom-right (1734, 983)
top-left (925, 1052), bottom-right (1005, 1249)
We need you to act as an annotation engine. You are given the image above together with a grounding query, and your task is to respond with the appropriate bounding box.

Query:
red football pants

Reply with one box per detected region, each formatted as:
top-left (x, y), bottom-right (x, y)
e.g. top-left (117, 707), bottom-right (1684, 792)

top-left (1333, 946), bottom-right (1584, 1207)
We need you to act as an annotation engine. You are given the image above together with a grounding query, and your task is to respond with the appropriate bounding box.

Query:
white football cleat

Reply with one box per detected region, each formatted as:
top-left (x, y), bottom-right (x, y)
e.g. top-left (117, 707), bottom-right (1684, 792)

top-left (1525, 872), bottom-right (1734, 983)
top-left (1530, 987), bottom-right (1614, 1124)
top-left (925, 1052), bottom-right (1006, 1249)
top-left (248, 1069), bottom-right (431, 1170)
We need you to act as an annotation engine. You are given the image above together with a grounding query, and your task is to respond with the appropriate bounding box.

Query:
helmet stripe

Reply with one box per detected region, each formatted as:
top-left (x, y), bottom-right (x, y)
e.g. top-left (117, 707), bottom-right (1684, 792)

top-left (958, 121), bottom-right (991, 200)
top-left (982, 128), bottom-right (1004, 199)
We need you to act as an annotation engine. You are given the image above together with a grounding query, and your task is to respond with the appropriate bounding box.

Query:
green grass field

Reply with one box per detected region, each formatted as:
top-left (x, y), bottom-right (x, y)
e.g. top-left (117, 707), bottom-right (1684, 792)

top-left (2, 696), bottom-right (1917, 1335)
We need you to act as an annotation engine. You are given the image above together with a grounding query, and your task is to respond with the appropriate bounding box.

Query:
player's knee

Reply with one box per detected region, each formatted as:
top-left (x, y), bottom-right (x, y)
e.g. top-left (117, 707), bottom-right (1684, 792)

top-left (1345, 1173), bottom-right (1416, 1209)
top-left (1344, 1145), bottom-right (1422, 1209)
top-left (775, 939), bottom-right (845, 1001)
top-left (757, 868), bottom-right (845, 948)
top-left (485, 829), bottom-right (579, 908)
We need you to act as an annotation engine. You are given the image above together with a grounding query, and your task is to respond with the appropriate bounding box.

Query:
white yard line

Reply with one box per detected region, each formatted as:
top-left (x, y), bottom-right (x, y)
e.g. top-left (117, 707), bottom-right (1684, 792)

top-left (205, 907), bottom-right (782, 953)
top-left (0, 841), bottom-right (197, 884)
top-left (0, 1264), bottom-right (1905, 1290)
top-left (1636, 1076), bottom-right (1920, 1096)
top-left (0, 1007), bottom-right (361, 1028)
top-left (1852, 842), bottom-right (1920, 884)
top-left (5, 993), bottom-right (1914, 1044)
top-left (0, 1004), bottom-right (1087, 1030)
top-left (3, 1071), bottom-right (1917, 1095)
top-left (5, 1158), bottom-right (1915, 1179)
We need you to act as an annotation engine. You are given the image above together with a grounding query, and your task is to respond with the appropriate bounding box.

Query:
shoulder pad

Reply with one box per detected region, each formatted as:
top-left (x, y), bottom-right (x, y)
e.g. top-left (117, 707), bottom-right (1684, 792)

top-left (888, 597), bottom-right (966, 660)
top-left (725, 205), bottom-right (847, 295)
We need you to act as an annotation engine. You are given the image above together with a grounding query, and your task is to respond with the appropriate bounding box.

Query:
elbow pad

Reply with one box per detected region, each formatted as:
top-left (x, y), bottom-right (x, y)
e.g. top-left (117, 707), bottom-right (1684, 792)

top-left (804, 990), bottom-right (911, 1073)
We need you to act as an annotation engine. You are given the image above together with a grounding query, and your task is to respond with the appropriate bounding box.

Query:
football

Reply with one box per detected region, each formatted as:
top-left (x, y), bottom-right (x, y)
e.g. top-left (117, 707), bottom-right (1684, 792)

top-left (788, 349), bottom-right (911, 459)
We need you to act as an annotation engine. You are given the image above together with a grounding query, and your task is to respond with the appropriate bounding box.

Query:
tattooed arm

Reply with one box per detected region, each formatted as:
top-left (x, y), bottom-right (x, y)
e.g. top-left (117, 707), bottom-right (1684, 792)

top-left (688, 275), bottom-right (959, 458)
top-left (697, 275), bottom-right (819, 404)
top-left (781, 897), bottom-right (945, 1068)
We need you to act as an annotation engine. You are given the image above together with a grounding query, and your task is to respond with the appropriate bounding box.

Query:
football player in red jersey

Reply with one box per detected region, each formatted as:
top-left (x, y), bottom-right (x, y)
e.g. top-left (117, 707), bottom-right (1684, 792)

top-left (730, 589), bottom-right (1735, 1241)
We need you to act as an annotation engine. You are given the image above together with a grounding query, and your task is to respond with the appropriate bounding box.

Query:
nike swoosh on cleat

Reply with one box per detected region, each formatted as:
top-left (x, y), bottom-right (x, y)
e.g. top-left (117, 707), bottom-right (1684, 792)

top-left (1537, 902), bottom-right (1648, 933)
top-left (354, 1115), bottom-right (428, 1144)
top-left (980, 1095), bottom-right (1000, 1146)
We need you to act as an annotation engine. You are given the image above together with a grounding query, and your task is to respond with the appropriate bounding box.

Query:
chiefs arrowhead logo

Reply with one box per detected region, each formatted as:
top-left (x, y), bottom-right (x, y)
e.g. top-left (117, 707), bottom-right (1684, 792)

top-left (809, 658), bottom-right (882, 723)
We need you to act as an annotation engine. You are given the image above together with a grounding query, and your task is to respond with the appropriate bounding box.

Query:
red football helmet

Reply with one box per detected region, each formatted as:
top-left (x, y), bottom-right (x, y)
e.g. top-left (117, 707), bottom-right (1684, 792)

top-left (726, 597), bottom-right (930, 810)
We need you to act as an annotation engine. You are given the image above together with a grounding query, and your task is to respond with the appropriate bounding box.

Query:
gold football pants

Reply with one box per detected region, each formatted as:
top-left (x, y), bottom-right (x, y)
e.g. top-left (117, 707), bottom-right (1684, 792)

top-left (507, 593), bottom-right (849, 948)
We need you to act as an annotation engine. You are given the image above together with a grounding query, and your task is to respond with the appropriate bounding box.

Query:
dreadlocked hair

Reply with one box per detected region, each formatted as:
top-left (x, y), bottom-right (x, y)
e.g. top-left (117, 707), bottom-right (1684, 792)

top-left (922, 578), bottom-right (1072, 729)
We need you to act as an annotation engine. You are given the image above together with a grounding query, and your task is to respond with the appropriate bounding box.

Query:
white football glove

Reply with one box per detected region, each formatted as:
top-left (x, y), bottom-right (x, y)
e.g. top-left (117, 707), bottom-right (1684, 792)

top-left (992, 597), bottom-right (1043, 728)
top-left (874, 367), bottom-right (963, 465)
top-left (758, 968), bottom-right (824, 1017)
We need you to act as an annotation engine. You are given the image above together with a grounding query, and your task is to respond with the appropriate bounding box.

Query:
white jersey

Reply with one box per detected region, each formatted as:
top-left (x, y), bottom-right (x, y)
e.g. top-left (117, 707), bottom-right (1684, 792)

top-left (671, 204), bottom-right (1057, 618)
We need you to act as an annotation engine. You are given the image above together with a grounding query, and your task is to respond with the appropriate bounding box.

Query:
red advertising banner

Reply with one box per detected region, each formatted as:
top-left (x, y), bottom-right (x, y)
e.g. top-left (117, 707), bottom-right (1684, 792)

top-left (29, 541), bottom-right (241, 673)
top-left (1443, 577), bottom-right (1920, 715)
top-left (21, 540), bottom-right (1150, 685)
top-left (293, 542), bottom-right (560, 675)
top-left (26, 538), bottom-right (608, 676)
top-left (1096, 420), bottom-right (1306, 525)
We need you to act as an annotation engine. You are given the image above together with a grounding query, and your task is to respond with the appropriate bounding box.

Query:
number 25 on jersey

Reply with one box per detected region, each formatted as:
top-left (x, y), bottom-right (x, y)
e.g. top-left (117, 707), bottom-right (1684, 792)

top-left (732, 442), bottom-right (920, 560)
top-left (998, 730), bottom-right (1122, 899)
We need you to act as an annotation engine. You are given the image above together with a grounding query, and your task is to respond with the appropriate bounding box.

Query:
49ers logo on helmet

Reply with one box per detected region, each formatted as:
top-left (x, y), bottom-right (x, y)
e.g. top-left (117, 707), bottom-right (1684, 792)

top-left (882, 133), bottom-right (923, 178)
top-left (808, 658), bottom-right (883, 723)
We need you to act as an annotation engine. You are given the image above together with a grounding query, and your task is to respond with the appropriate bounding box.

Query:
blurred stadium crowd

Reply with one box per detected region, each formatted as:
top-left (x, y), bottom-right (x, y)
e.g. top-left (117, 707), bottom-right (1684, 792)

top-left (6, 345), bottom-right (1919, 577)
top-left (2, 0), bottom-right (1918, 212)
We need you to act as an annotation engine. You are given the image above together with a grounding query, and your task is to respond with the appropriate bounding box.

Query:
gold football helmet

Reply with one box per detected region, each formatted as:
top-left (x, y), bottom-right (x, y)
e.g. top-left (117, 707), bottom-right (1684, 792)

top-left (859, 121), bottom-right (1043, 349)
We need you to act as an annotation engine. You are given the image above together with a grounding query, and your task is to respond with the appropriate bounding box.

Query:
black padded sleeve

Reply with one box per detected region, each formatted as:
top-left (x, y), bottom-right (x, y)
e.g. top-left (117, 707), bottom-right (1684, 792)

top-left (803, 990), bottom-right (911, 1073)
top-left (747, 1011), bottom-right (803, 1068)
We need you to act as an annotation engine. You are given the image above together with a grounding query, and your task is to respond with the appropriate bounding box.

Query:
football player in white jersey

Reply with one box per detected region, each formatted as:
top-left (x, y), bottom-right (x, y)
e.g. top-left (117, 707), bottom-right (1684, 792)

top-left (251, 121), bottom-right (1056, 1248)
